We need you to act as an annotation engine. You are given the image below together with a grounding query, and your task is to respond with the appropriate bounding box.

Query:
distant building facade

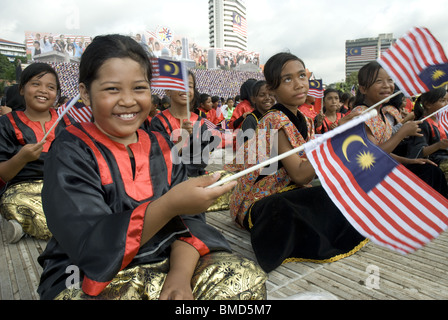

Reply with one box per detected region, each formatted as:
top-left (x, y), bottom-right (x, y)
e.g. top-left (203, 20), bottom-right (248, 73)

top-left (345, 33), bottom-right (396, 80)
top-left (209, 0), bottom-right (248, 52)
top-left (0, 39), bottom-right (26, 62)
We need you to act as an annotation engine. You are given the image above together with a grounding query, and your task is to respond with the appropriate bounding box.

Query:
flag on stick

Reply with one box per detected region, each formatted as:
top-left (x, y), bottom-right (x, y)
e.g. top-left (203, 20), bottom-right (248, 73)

top-left (308, 79), bottom-right (324, 98)
top-left (378, 27), bottom-right (448, 97)
top-left (150, 58), bottom-right (188, 92)
top-left (435, 105), bottom-right (448, 133)
top-left (305, 122), bottom-right (448, 254)
top-left (57, 96), bottom-right (92, 123)
top-left (42, 94), bottom-right (81, 142)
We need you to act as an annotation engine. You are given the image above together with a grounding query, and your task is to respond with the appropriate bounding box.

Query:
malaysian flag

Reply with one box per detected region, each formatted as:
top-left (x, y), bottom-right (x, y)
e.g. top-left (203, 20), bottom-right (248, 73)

top-left (378, 27), bottom-right (448, 97)
top-left (436, 105), bottom-right (448, 133)
top-left (57, 97), bottom-right (92, 123)
top-left (233, 12), bottom-right (248, 38)
top-left (150, 58), bottom-right (188, 92)
top-left (347, 46), bottom-right (377, 62)
top-left (308, 79), bottom-right (324, 98)
top-left (203, 118), bottom-right (217, 130)
top-left (305, 122), bottom-right (448, 254)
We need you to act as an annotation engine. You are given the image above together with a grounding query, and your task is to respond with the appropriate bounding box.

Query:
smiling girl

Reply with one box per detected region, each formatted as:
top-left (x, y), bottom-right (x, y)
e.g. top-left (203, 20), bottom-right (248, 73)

top-left (37, 34), bottom-right (266, 301)
top-left (241, 80), bottom-right (275, 133)
top-left (229, 53), bottom-right (367, 273)
top-left (0, 63), bottom-right (76, 243)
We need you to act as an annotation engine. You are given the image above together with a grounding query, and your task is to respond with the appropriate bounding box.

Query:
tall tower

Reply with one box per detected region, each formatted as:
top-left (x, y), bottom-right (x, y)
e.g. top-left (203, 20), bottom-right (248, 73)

top-left (209, 0), bottom-right (248, 51)
top-left (345, 33), bottom-right (396, 80)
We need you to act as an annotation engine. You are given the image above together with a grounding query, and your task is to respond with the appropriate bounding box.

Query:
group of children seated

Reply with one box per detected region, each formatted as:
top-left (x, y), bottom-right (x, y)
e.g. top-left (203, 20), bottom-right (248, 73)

top-left (0, 34), bottom-right (447, 300)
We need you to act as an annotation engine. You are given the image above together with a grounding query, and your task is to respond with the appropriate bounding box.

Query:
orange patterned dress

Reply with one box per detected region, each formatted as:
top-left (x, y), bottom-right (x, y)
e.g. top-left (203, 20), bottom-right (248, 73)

top-left (229, 107), bottom-right (314, 227)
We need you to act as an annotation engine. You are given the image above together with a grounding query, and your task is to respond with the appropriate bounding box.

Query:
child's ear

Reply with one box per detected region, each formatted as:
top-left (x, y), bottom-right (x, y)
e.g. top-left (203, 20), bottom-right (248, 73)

top-left (358, 86), bottom-right (367, 95)
top-left (79, 83), bottom-right (91, 106)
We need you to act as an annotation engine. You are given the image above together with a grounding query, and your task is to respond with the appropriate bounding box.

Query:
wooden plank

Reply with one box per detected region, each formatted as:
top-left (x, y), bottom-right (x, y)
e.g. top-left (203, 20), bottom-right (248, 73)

top-left (0, 219), bottom-right (14, 300)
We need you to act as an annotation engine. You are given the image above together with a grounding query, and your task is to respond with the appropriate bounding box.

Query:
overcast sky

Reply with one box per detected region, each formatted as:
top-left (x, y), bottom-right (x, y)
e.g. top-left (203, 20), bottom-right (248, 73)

top-left (1, 0), bottom-right (447, 84)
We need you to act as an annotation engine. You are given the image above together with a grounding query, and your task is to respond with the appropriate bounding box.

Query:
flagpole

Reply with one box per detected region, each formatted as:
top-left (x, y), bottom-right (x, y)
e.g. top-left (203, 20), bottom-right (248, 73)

top-left (361, 91), bottom-right (403, 115)
top-left (207, 109), bottom-right (378, 189)
top-left (41, 94), bottom-right (80, 142)
top-left (421, 104), bottom-right (448, 121)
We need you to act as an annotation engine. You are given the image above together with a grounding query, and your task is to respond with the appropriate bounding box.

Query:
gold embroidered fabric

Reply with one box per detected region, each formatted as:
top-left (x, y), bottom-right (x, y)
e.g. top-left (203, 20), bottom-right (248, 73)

top-left (0, 180), bottom-right (51, 240)
top-left (206, 171), bottom-right (235, 212)
top-left (55, 252), bottom-right (267, 300)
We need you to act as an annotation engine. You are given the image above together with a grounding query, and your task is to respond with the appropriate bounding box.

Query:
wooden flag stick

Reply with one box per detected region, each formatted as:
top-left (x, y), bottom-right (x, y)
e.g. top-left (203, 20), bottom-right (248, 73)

top-left (361, 91), bottom-right (403, 115)
top-left (421, 104), bottom-right (448, 121)
top-left (207, 109), bottom-right (378, 189)
top-left (41, 94), bottom-right (80, 142)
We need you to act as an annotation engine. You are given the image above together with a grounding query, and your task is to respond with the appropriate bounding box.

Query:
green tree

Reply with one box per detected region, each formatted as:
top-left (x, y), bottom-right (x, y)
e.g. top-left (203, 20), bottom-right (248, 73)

top-left (0, 53), bottom-right (15, 81)
top-left (329, 71), bottom-right (358, 94)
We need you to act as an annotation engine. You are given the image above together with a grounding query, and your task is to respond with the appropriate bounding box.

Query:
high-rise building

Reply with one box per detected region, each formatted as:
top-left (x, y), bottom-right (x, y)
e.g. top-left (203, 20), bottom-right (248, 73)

top-left (208, 0), bottom-right (248, 52)
top-left (345, 33), bottom-right (396, 80)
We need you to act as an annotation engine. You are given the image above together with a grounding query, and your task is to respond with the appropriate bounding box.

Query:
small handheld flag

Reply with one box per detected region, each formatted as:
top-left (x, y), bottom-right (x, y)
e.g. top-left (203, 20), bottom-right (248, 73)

top-left (150, 58), bottom-right (188, 92)
top-left (305, 122), bottom-right (448, 254)
top-left (435, 105), bottom-right (448, 133)
top-left (41, 94), bottom-right (81, 142)
top-left (308, 79), bottom-right (324, 99)
top-left (57, 96), bottom-right (92, 123)
top-left (150, 58), bottom-right (190, 117)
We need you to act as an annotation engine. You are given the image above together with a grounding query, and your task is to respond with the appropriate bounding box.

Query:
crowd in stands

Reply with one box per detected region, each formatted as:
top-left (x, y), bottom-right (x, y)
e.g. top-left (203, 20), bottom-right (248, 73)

top-left (7, 62), bottom-right (266, 106)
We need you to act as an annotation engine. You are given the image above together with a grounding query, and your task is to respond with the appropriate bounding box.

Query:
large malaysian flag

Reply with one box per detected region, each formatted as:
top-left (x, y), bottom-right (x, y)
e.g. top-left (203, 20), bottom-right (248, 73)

top-left (305, 122), bottom-right (448, 254)
top-left (378, 27), bottom-right (448, 97)
top-left (347, 46), bottom-right (377, 62)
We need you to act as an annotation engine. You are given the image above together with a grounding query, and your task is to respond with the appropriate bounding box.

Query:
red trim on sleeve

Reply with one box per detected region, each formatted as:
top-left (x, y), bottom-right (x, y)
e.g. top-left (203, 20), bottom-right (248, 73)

top-left (82, 276), bottom-right (111, 297)
top-left (121, 202), bottom-right (150, 269)
top-left (81, 202), bottom-right (150, 297)
top-left (179, 235), bottom-right (210, 257)
top-left (6, 113), bottom-right (25, 145)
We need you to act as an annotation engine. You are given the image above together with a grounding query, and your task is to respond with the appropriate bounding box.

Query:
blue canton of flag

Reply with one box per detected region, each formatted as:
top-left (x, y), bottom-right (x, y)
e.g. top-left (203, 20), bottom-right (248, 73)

top-left (305, 122), bottom-right (448, 254)
top-left (347, 47), bottom-right (362, 56)
top-left (150, 58), bottom-right (188, 92)
top-left (418, 63), bottom-right (448, 91)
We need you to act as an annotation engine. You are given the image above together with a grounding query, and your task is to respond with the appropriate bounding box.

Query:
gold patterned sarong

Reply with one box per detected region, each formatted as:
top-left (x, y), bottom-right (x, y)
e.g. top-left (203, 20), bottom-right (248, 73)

top-left (206, 170), bottom-right (235, 212)
top-left (0, 180), bottom-right (51, 240)
top-left (55, 252), bottom-right (267, 300)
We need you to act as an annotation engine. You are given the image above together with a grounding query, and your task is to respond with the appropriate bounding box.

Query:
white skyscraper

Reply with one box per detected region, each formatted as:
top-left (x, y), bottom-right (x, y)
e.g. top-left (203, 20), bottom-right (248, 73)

top-left (208, 0), bottom-right (248, 52)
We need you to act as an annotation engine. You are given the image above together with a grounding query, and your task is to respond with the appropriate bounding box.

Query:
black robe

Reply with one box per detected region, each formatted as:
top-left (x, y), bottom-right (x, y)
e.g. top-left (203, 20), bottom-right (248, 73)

top-left (0, 109), bottom-right (76, 189)
top-left (37, 122), bottom-right (230, 300)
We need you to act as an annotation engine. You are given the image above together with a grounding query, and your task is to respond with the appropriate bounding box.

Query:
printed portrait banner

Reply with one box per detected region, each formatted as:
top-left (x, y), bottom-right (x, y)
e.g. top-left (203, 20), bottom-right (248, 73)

top-left (25, 31), bottom-right (92, 60)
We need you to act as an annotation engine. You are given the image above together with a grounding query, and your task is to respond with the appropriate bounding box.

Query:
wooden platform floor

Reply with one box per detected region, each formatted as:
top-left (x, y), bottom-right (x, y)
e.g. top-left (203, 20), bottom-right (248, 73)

top-left (207, 209), bottom-right (448, 300)
top-left (2, 208), bottom-right (447, 300)
top-left (0, 216), bottom-right (47, 300)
